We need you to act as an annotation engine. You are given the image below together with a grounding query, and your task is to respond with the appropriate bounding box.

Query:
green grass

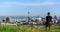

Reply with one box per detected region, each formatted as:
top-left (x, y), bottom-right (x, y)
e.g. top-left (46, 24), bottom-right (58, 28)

top-left (0, 25), bottom-right (60, 32)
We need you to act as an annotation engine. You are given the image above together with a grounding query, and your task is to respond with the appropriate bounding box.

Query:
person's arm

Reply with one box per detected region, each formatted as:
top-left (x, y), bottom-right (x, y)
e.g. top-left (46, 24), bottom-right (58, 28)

top-left (51, 16), bottom-right (54, 24)
top-left (46, 16), bottom-right (47, 22)
top-left (46, 16), bottom-right (47, 21)
top-left (51, 16), bottom-right (52, 22)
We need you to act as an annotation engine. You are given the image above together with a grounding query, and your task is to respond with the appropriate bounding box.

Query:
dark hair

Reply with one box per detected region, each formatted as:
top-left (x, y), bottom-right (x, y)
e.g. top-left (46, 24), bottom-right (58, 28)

top-left (47, 12), bottom-right (50, 15)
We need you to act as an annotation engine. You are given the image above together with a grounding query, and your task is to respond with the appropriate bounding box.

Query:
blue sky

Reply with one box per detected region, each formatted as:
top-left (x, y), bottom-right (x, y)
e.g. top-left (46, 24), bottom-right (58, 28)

top-left (0, 0), bottom-right (60, 17)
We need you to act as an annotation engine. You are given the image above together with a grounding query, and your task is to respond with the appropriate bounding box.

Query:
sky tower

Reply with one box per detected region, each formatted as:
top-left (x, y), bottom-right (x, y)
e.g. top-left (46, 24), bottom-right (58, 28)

top-left (28, 9), bottom-right (31, 22)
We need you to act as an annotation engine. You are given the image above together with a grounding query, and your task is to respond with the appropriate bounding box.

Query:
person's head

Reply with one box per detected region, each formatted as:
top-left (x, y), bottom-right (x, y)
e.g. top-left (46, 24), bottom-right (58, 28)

top-left (47, 12), bottom-right (50, 16)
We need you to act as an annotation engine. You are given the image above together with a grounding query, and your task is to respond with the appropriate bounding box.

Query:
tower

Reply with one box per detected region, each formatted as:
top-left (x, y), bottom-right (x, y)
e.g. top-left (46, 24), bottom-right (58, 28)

top-left (28, 11), bottom-right (31, 22)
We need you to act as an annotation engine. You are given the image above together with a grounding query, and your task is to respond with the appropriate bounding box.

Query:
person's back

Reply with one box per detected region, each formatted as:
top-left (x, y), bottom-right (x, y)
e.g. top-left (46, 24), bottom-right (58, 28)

top-left (46, 16), bottom-right (52, 23)
top-left (45, 12), bottom-right (52, 31)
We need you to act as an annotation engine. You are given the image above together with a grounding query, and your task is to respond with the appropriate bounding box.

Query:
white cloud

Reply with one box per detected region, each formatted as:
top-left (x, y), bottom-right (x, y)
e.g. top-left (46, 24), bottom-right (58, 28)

top-left (0, 2), bottom-right (60, 7)
top-left (15, 2), bottom-right (60, 6)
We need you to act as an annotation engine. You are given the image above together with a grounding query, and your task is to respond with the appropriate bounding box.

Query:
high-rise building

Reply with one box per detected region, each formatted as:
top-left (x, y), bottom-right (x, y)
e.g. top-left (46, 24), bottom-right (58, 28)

top-left (54, 15), bottom-right (57, 20)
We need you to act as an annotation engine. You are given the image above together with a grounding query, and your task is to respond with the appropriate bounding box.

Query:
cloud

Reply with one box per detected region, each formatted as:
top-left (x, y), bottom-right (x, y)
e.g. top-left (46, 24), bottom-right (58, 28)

top-left (0, 1), bottom-right (60, 7)
top-left (15, 2), bottom-right (60, 6)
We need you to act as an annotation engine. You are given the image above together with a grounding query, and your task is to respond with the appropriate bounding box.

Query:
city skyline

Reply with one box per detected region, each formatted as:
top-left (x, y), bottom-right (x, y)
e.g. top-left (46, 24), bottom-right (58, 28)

top-left (0, 0), bottom-right (60, 17)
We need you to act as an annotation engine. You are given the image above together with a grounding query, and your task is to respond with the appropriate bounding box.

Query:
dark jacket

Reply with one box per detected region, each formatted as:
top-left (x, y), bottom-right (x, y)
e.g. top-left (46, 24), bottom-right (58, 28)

top-left (46, 16), bottom-right (52, 22)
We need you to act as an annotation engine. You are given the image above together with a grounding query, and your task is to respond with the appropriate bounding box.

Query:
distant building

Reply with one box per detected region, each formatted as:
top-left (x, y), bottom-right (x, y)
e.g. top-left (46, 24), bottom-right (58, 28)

top-left (54, 15), bottom-right (57, 20)
top-left (36, 17), bottom-right (43, 24)
top-left (28, 16), bottom-right (31, 22)
top-left (6, 17), bottom-right (10, 23)
top-left (57, 20), bottom-right (60, 26)
top-left (54, 15), bottom-right (58, 24)
top-left (31, 18), bottom-right (36, 22)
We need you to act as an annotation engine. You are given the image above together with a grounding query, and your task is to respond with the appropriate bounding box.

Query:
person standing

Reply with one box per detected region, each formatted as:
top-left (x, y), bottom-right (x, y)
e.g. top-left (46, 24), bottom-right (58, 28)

top-left (45, 12), bottom-right (52, 31)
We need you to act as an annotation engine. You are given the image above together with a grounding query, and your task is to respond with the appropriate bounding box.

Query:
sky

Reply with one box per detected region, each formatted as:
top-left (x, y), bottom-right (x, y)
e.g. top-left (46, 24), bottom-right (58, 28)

top-left (0, 0), bottom-right (60, 17)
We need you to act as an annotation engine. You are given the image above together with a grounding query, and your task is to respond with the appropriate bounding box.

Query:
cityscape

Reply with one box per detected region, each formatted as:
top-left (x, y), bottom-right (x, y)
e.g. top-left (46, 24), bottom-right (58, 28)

top-left (0, 0), bottom-right (60, 32)
top-left (0, 15), bottom-right (60, 26)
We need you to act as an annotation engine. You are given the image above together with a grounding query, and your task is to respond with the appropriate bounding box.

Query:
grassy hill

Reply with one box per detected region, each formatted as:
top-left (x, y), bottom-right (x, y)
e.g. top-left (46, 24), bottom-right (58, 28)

top-left (0, 25), bottom-right (60, 32)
